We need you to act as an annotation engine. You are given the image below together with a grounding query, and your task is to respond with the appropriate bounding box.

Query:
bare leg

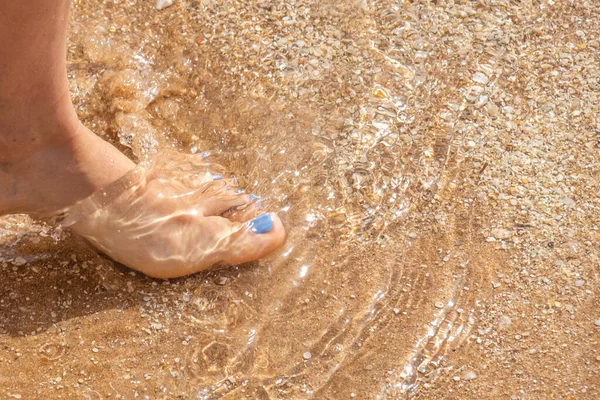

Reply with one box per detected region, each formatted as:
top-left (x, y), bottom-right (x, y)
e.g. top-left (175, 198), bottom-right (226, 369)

top-left (0, 0), bottom-right (285, 278)
top-left (0, 0), bottom-right (135, 213)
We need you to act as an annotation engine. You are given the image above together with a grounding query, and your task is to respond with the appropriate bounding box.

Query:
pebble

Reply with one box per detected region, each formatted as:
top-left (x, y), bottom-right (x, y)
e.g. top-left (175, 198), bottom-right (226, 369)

top-left (595, 319), bottom-right (600, 327)
top-left (92, 348), bottom-right (99, 353)
top-left (565, 304), bottom-right (574, 313)
top-left (462, 371), bottom-right (477, 380)
top-left (497, 315), bottom-right (512, 329)
top-left (491, 228), bottom-right (512, 240)
top-left (434, 301), bottom-right (445, 309)
top-left (303, 352), bottom-right (312, 360)
top-left (472, 72), bottom-right (489, 85)
top-left (216, 276), bottom-right (228, 285)
top-left (485, 101), bottom-right (500, 116)
top-left (156, 0), bottom-right (173, 10)
top-left (575, 280), bottom-right (585, 287)
top-left (408, 232), bottom-right (417, 239)
top-left (13, 257), bottom-right (27, 266)
top-left (560, 196), bottom-right (575, 207)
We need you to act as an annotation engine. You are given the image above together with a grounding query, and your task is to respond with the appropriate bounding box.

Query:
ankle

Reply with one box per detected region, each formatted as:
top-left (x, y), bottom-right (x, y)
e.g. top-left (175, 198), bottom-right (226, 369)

top-left (0, 99), bottom-right (80, 163)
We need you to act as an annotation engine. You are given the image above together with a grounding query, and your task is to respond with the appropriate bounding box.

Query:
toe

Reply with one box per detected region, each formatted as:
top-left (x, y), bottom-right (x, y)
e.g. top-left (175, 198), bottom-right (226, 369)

top-left (213, 212), bottom-right (286, 265)
top-left (201, 190), bottom-right (250, 216)
top-left (220, 193), bottom-right (266, 222)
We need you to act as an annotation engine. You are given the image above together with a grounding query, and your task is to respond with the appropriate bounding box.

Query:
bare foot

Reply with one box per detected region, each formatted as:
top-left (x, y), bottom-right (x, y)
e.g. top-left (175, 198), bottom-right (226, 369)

top-left (0, 105), bottom-right (285, 278)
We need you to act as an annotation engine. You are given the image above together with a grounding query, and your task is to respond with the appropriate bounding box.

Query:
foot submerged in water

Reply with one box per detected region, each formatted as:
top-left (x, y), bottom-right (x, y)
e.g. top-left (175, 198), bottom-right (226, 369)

top-left (63, 148), bottom-right (286, 279)
top-left (0, 117), bottom-right (286, 278)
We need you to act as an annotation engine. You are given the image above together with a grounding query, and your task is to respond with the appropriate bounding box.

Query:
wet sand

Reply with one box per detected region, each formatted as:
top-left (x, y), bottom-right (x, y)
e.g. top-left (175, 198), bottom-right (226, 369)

top-left (1, 0), bottom-right (599, 398)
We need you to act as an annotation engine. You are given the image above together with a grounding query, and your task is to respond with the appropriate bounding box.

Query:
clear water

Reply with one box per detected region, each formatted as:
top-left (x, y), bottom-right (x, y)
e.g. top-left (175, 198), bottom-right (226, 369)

top-left (0, 0), bottom-right (540, 398)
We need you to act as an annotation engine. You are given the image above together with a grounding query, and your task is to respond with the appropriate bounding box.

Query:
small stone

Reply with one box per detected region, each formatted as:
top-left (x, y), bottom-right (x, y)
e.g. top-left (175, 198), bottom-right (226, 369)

top-left (485, 101), bottom-right (500, 117)
top-left (13, 257), bottom-right (26, 266)
top-left (575, 280), bottom-right (585, 287)
top-left (408, 232), bottom-right (417, 239)
top-left (372, 88), bottom-right (387, 98)
top-left (462, 371), bottom-right (477, 380)
top-left (472, 72), bottom-right (489, 85)
top-left (595, 319), bottom-right (600, 327)
top-left (303, 352), bottom-right (312, 360)
top-left (92, 348), bottom-right (99, 353)
top-left (565, 304), bottom-right (574, 313)
top-left (560, 196), bottom-right (575, 207)
top-left (216, 276), bottom-right (228, 285)
top-left (497, 315), bottom-right (512, 329)
top-left (492, 282), bottom-right (501, 289)
top-left (491, 228), bottom-right (512, 240)
top-left (434, 301), bottom-right (445, 309)
top-left (156, 0), bottom-right (173, 10)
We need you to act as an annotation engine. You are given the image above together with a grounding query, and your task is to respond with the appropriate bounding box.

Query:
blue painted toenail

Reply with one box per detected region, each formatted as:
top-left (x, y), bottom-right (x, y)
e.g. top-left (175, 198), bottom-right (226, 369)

top-left (248, 214), bottom-right (273, 234)
top-left (235, 189), bottom-right (245, 194)
top-left (201, 151), bottom-right (210, 158)
top-left (249, 194), bottom-right (263, 202)
top-left (212, 175), bottom-right (223, 181)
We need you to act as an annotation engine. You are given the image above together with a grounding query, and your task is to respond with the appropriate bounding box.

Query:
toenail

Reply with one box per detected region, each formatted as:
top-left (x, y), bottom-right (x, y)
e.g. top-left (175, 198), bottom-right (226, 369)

top-left (212, 175), bottom-right (223, 181)
top-left (235, 189), bottom-right (245, 194)
top-left (248, 213), bottom-right (273, 234)
top-left (249, 194), bottom-right (262, 202)
top-left (201, 151), bottom-right (210, 158)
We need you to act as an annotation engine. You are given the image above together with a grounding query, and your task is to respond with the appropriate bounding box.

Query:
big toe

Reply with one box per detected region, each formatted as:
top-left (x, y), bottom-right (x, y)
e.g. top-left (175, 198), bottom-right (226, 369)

top-left (216, 212), bottom-right (286, 265)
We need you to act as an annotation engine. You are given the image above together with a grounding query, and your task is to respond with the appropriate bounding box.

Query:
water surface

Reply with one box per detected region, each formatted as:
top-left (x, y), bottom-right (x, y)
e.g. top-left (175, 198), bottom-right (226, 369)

top-left (1, 1), bottom-right (599, 399)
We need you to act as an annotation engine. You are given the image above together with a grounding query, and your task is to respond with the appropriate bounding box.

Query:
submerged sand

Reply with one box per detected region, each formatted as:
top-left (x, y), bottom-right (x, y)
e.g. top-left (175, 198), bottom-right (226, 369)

top-left (1, 0), bottom-right (599, 398)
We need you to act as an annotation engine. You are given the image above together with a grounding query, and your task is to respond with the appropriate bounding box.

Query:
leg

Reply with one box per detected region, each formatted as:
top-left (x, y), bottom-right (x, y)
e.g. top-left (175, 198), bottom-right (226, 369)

top-left (0, 0), bottom-right (135, 214)
top-left (0, 0), bottom-right (285, 278)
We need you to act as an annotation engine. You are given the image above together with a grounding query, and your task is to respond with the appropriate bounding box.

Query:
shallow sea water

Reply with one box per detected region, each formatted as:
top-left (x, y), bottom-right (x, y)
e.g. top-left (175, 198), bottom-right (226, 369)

top-left (1, 0), bottom-right (599, 399)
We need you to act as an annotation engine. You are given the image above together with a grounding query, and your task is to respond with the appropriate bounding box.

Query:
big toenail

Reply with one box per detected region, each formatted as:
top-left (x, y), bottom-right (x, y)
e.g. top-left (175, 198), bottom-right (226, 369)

top-left (212, 175), bottom-right (223, 181)
top-left (248, 214), bottom-right (273, 234)
top-left (249, 194), bottom-right (262, 202)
